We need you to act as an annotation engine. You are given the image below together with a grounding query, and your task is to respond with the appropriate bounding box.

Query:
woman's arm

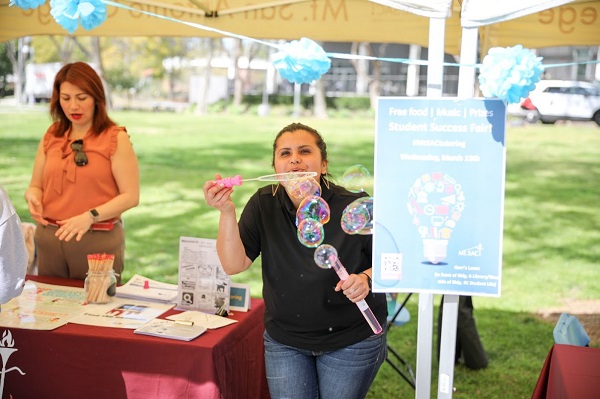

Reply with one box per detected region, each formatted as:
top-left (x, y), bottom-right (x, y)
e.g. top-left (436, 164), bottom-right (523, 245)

top-left (203, 176), bottom-right (252, 275)
top-left (24, 138), bottom-right (48, 225)
top-left (98, 129), bottom-right (140, 220)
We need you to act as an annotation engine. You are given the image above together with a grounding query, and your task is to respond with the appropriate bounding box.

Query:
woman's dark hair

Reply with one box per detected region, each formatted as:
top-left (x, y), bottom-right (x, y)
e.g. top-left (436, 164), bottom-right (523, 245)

top-left (49, 62), bottom-right (115, 137)
top-left (272, 122), bottom-right (328, 163)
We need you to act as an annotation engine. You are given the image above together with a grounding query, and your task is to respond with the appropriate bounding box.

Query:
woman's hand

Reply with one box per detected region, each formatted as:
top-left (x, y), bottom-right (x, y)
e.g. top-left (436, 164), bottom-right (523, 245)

top-left (203, 174), bottom-right (235, 214)
top-left (24, 188), bottom-right (47, 226)
top-left (55, 212), bottom-right (94, 242)
top-left (335, 272), bottom-right (371, 303)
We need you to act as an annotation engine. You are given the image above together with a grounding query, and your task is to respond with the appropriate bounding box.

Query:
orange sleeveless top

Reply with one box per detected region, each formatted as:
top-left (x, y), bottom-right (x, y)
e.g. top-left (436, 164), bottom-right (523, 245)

top-left (41, 123), bottom-right (127, 220)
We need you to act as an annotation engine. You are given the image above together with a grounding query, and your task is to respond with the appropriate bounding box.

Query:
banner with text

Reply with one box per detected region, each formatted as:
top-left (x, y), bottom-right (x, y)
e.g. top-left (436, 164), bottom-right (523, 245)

top-left (372, 97), bottom-right (505, 297)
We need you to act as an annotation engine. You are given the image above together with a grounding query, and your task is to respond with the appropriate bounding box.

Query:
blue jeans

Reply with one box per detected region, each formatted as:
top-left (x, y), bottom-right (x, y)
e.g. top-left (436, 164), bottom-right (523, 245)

top-left (264, 330), bottom-right (387, 399)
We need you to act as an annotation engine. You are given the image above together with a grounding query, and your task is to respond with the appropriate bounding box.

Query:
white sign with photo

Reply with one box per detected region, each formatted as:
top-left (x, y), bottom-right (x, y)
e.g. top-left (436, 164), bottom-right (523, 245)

top-left (177, 237), bottom-right (230, 314)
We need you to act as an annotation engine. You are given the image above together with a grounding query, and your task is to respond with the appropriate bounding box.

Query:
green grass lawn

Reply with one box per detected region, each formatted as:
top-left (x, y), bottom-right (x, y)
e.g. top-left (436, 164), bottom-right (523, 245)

top-left (1, 105), bottom-right (599, 398)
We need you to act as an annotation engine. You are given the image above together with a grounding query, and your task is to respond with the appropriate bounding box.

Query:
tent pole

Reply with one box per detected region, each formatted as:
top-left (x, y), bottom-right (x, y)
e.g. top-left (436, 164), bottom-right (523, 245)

top-left (415, 17), bottom-right (446, 399)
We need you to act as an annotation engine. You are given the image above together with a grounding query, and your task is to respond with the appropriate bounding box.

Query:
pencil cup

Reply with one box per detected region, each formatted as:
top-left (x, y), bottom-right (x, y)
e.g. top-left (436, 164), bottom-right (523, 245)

top-left (84, 270), bottom-right (117, 304)
top-left (85, 253), bottom-right (117, 304)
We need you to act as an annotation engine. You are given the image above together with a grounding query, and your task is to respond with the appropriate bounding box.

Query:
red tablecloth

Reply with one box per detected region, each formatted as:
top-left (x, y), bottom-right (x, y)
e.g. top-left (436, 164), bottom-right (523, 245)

top-left (531, 344), bottom-right (600, 399)
top-left (1, 275), bottom-right (270, 399)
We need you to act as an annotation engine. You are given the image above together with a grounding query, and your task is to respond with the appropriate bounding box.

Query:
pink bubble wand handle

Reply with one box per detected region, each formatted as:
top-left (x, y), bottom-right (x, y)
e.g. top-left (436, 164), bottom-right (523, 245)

top-left (213, 175), bottom-right (267, 187)
top-left (329, 255), bottom-right (383, 335)
top-left (214, 175), bottom-right (244, 187)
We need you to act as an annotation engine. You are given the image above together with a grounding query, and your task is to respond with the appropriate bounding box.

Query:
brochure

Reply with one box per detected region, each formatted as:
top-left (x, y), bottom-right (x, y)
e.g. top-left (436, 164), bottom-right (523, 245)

top-left (166, 310), bottom-right (238, 329)
top-left (134, 318), bottom-right (207, 341)
top-left (68, 299), bottom-right (174, 329)
top-left (0, 281), bottom-right (85, 330)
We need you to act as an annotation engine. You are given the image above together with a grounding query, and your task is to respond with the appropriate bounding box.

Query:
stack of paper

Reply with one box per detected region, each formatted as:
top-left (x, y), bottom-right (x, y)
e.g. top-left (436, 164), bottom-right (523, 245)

top-left (116, 274), bottom-right (178, 303)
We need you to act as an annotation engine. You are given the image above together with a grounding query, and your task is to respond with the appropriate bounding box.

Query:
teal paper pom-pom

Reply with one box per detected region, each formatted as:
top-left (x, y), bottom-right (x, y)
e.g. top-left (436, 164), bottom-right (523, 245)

top-left (9, 0), bottom-right (46, 10)
top-left (478, 45), bottom-right (544, 104)
top-left (272, 38), bottom-right (332, 84)
top-left (50, 0), bottom-right (107, 34)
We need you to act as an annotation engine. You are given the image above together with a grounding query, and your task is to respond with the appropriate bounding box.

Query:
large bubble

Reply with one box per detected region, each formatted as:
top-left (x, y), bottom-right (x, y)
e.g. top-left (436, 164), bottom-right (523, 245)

top-left (297, 218), bottom-right (325, 248)
top-left (340, 164), bottom-right (371, 193)
top-left (341, 197), bottom-right (374, 235)
top-left (284, 177), bottom-right (321, 202)
top-left (296, 195), bottom-right (330, 227)
top-left (313, 244), bottom-right (338, 269)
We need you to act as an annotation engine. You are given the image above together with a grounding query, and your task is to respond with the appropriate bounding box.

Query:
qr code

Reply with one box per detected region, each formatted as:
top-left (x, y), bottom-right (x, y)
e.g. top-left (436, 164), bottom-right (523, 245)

top-left (381, 253), bottom-right (403, 280)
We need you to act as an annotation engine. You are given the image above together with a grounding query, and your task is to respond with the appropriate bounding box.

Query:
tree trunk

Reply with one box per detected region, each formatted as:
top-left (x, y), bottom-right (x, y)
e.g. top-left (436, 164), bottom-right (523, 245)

top-left (350, 42), bottom-right (370, 95)
top-left (232, 38), bottom-right (243, 107)
top-left (90, 37), bottom-right (111, 109)
top-left (5, 40), bottom-right (24, 103)
top-left (195, 38), bottom-right (214, 115)
top-left (313, 79), bottom-right (327, 118)
top-left (369, 44), bottom-right (386, 109)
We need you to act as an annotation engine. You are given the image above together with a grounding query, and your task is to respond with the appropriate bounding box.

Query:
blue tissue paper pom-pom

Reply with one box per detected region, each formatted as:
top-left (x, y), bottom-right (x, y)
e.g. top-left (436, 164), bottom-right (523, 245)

top-left (478, 45), bottom-right (544, 104)
top-left (272, 38), bottom-right (332, 84)
top-left (50, 0), bottom-right (107, 34)
top-left (9, 0), bottom-right (46, 10)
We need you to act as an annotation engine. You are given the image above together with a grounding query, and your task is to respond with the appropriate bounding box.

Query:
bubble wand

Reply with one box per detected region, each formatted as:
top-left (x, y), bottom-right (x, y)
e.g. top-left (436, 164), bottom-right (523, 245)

top-left (314, 244), bottom-right (383, 334)
top-left (214, 172), bottom-right (317, 188)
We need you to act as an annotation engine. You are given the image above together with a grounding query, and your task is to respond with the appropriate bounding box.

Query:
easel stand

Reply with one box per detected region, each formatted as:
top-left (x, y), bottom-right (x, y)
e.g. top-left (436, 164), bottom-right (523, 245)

top-left (386, 293), bottom-right (416, 389)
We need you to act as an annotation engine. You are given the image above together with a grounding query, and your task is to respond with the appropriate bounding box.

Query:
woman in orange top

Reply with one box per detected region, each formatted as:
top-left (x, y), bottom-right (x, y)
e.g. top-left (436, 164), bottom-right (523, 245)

top-left (25, 62), bottom-right (139, 280)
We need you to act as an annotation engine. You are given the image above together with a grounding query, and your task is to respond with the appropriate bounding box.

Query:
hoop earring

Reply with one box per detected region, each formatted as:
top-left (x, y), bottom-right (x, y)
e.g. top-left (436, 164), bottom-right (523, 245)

top-left (272, 183), bottom-right (280, 196)
top-left (322, 177), bottom-right (330, 190)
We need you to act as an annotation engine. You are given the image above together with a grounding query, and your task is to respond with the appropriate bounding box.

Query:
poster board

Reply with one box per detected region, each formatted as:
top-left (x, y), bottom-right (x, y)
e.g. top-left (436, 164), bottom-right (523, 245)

top-left (372, 97), bottom-right (506, 297)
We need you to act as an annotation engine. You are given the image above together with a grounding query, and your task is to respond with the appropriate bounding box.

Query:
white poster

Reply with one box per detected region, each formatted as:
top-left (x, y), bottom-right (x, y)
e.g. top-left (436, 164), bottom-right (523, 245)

top-left (177, 237), bottom-right (231, 314)
top-left (373, 97), bottom-right (506, 297)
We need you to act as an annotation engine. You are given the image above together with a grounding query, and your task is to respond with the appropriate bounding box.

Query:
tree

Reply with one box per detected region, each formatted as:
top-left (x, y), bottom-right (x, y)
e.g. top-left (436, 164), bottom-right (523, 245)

top-left (195, 38), bottom-right (214, 115)
top-left (349, 42), bottom-right (385, 109)
top-left (0, 42), bottom-right (14, 97)
top-left (5, 39), bottom-right (24, 103)
top-left (313, 78), bottom-right (327, 118)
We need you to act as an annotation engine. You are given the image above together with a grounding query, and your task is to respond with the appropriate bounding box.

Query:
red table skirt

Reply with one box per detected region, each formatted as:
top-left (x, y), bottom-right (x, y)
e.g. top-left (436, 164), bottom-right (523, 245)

top-left (1, 275), bottom-right (270, 399)
top-left (532, 343), bottom-right (600, 399)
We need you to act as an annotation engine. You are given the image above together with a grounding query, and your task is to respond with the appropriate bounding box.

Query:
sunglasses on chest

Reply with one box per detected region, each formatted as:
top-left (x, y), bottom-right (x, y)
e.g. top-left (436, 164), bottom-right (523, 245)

top-left (71, 139), bottom-right (88, 166)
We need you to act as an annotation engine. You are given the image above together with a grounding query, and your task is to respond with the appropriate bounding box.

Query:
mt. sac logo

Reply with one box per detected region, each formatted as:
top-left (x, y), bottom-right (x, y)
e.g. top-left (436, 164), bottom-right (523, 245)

top-left (1, 330), bottom-right (26, 397)
top-left (458, 243), bottom-right (483, 257)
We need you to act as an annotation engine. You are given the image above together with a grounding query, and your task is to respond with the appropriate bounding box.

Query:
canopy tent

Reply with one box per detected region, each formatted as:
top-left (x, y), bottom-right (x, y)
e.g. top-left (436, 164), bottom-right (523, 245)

top-left (1, 0), bottom-right (599, 57)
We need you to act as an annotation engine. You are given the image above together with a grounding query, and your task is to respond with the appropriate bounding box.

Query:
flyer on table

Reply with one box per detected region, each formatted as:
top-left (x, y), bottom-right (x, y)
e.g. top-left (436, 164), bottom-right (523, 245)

top-left (372, 97), bottom-right (506, 297)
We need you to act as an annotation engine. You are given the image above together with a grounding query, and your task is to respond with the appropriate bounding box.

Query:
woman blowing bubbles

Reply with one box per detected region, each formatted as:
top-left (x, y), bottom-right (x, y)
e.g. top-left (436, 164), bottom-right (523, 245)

top-left (25, 62), bottom-right (139, 281)
top-left (203, 122), bottom-right (387, 399)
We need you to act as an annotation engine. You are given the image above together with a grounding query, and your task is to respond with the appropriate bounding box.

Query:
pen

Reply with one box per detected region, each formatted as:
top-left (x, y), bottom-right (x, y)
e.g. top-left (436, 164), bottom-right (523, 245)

top-left (174, 320), bottom-right (194, 326)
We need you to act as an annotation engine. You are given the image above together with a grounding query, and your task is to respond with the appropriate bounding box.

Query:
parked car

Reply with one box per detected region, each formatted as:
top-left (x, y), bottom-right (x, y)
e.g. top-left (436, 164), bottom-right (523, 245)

top-left (514, 80), bottom-right (600, 126)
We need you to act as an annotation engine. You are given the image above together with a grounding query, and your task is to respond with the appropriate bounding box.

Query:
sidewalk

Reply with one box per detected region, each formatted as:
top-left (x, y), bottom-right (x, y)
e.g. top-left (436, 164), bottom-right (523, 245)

top-left (0, 96), bottom-right (47, 113)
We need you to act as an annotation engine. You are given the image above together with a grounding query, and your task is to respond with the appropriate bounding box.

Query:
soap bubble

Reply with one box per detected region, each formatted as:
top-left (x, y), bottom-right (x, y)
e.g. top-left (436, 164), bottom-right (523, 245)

top-left (284, 177), bottom-right (321, 202)
top-left (313, 244), bottom-right (338, 269)
top-left (340, 165), bottom-right (371, 193)
top-left (296, 195), bottom-right (330, 227)
top-left (341, 197), bottom-right (374, 235)
top-left (297, 218), bottom-right (324, 248)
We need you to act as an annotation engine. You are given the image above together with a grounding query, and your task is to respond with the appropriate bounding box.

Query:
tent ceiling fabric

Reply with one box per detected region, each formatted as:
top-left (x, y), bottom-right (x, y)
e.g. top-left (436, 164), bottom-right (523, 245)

top-left (460, 0), bottom-right (575, 27)
top-left (0, 0), bottom-right (463, 53)
top-left (0, 0), bottom-right (599, 55)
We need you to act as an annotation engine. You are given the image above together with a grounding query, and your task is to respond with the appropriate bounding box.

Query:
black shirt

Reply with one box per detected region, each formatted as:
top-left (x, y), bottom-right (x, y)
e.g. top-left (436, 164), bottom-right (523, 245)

top-left (239, 181), bottom-right (387, 351)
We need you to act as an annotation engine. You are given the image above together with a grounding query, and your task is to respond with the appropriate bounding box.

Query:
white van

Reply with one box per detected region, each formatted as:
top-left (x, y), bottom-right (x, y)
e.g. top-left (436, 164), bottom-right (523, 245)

top-left (25, 62), bottom-right (62, 103)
